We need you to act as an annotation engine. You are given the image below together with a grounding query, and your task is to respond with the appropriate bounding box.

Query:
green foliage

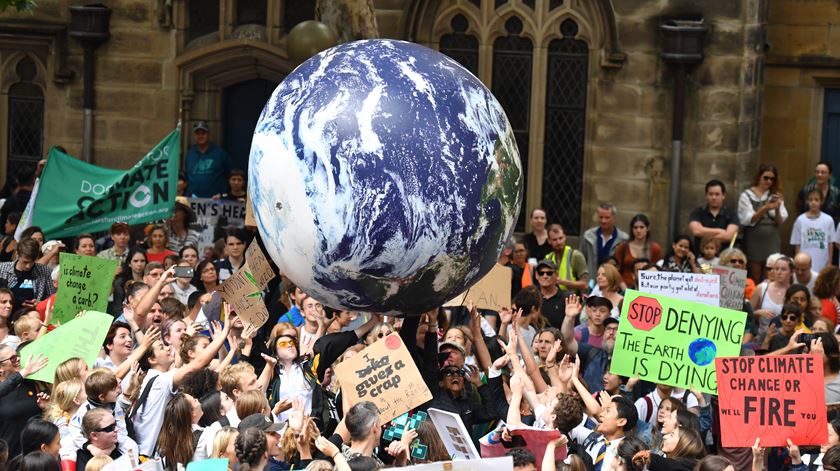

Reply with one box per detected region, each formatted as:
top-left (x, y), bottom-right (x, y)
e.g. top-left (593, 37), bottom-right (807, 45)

top-left (0, 0), bottom-right (36, 12)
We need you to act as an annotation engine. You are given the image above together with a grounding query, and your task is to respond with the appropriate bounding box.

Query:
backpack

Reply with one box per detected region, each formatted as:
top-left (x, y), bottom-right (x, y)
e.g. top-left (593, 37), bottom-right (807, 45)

top-left (126, 374), bottom-right (159, 441)
top-left (642, 389), bottom-right (692, 423)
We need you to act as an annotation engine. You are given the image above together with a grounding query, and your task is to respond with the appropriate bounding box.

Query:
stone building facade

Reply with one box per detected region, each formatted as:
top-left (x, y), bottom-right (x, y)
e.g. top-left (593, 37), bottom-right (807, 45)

top-left (0, 0), bottom-right (775, 245)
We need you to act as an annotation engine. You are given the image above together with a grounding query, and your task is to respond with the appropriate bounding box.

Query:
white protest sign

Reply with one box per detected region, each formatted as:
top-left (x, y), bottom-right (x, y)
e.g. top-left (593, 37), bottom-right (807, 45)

top-left (398, 457), bottom-right (513, 471)
top-left (637, 270), bottom-right (720, 306)
top-left (427, 408), bottom-right (480, 460)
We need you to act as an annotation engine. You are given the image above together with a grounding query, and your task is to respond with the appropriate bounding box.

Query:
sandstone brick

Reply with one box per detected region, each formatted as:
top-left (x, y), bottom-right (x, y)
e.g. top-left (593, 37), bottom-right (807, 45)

top-left (789, 88), bottom-right (813, 119)
top-left (761, 117), bottom-right (798, 150)
top-left (617, 19), bottom-right (657, 53)
top-left (764, 67), bottom-right (800, 86)
top-left (587, 144), bottom-right (660, 178)
top-left (111, 2), bottom-right (151, 25)
top-left (763, 86), bottom-right (792, 117)
top-left (96, 58), bottom-right (162, 85)
top-left (615, 53), bottom-right (661, 85)
top-left (767, 25), bottom-right (828, 56)
top-left (698, 89), bottom-right (740, 120)
top-left (769, 0), bottom-right (840, 26)
top-left (687, 152), bottom-right (738, 181)
top-left (376, 11), bottom-right (403, 39)
top-left (696, 57), bottom-right (743, 88)
top-left (95, 88), bottom-right (155, 118)
top-left (694, 121), bottom-right (739, 152)
top-left (142, 119), bottom-right (176, 145)
top-left (707, 24), bottom-right (745, 56)
top-left (592, 113), bottom-right (656, 148)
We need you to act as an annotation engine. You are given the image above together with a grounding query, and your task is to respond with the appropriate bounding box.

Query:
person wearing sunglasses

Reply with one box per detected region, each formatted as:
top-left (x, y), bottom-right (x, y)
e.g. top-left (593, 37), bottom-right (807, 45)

top-left (267, 333), bottom-right (318, 426)
top-left (76, 408), bottom-right (122, 471)
top-left (764, 304), bottom-right (808, 354)
top-left (738, 163), bottom-right (788, 282)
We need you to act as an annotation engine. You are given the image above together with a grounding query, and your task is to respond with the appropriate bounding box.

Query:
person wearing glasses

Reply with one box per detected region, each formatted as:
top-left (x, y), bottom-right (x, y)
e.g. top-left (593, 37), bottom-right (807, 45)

top-left (75, 408), bottom-right (123, 471)
top-left (738, 163), bottom-right (788, 282)
top-left (763, 304), bottom-right (807, 354)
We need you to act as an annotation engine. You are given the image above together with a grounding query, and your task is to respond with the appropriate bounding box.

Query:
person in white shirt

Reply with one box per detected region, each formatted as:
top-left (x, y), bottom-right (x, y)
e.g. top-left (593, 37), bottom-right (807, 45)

top-left (634, 383), bottom-right (699, 425)
top-left (131, 315), bottom-right (234, 457)
top-left (791, 189), bottom-right (835, 272)
top-left (793, 252), bottom-right (819, 293)
top-left (582, 395), bottom-right (638, 471)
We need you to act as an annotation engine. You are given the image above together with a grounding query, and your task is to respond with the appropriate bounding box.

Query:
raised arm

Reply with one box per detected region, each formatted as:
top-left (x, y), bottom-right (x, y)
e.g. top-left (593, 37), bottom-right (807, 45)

top-left (114, 326), bottom-right (159, 381)
top-left (134, 267), bottom-right (176, 329)
top-left (560, 295), bottom-right (582, 356)
top-left (174, 316), bottom-right (234, 386)
top-left (468, 304), bottom-right (492, 372)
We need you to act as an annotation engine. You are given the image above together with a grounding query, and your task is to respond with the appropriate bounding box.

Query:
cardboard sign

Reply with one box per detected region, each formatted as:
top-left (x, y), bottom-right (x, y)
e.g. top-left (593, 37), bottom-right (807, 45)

top-left (218, 268), bottom-right (269, 328)
top-left (245, 193), bottom-right (256, 227)
top-left (334, 334), bottom-right (432, 422)
top-left (716, 355), bottom-right (828, 447)
top-left (638, 271), bottom-right (720, 306)
top-left (427, 408), bottom-right (481, 460)
top-left (480, 425), bottom-right (566, 470)
top-left (20, 311), bottom-right (113, 383)
top-left (610, 290), bottom-right (745, 394)
top-left (53, 253), bottom-right (117, 325)
top-left (398, 457), bottom-right (513, 471)
top-left (444, 264), bottom-right (512, 312)
top-left (188, 197), bottom-right (246, 250)
top-left (245, 241), bottom-right (275, 289)
top-left (711, 266), bottom-right (748, 310)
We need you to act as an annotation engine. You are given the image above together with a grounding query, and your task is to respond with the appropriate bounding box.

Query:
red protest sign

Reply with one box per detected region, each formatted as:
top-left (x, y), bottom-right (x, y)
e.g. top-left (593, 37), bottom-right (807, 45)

top-left (716, 354), bottom-right (828, 447)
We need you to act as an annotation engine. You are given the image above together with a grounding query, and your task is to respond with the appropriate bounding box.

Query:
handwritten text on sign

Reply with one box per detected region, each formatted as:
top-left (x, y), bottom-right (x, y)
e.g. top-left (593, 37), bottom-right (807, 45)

top-left (610, 290), bottom-right (744, 394)
top-left (711, 266), bottom-right (748, 310)
top-left (218, 268), bottom-right (269, 328)
top-left (716, 355), bottom-right (827, 447)
top-left (637, 271), bottom-right (720, 306)
top-left (54, 253), bottom-right (117, 325)
top-left (334, 334), bottom-right (432, 422)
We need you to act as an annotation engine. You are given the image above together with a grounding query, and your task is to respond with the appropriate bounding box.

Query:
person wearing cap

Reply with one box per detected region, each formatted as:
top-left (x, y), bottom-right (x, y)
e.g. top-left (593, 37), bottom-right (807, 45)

top-left (534, 259), bottom-right (567, 328)
top-left (98, 222), bottom-right (131, 265)
top-left (167, 196), bottom-right (201, 253)
top-left (186, 120), bottom-right (231, 198)
top-left (545, 223), bottom-right (589, 294)
top-left (237, 413), bottom-right (284, 467)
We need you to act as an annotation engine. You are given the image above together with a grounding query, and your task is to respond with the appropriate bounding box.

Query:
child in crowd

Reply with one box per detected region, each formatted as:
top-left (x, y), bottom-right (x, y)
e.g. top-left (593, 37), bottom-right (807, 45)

top-left (697, 236), bottom-right (721, 267)
top-left (792, 188), bottom-right (835, 272)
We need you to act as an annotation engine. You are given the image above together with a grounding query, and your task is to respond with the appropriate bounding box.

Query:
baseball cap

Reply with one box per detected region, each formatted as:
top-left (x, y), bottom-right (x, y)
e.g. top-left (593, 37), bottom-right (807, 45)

top-left (193, 120), bottom-right (209, 133)
top-left (585, 296), bottom-right (613, 311)
top-left (439, 341), bottom-right (466, 357)
top-left (238, 413), bottom-right (284, 433)
top-left (536, 259), bottom-right (558, 271)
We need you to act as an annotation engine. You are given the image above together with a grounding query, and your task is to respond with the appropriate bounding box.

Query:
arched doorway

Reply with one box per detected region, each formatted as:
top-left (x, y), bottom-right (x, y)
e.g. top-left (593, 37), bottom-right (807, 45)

top-left (223, 78), bottom-right (278, 172)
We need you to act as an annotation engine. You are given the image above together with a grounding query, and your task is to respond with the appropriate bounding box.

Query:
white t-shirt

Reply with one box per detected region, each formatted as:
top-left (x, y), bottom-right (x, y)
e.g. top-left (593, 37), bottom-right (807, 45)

top-left (273, 364), bottom-right (313, 423)
top-left (133, 369), bottom-right (177, 456)
top-left (634, 388), bottom-right (699, 424)
top-left (790, 212), bottom-right (835, 271)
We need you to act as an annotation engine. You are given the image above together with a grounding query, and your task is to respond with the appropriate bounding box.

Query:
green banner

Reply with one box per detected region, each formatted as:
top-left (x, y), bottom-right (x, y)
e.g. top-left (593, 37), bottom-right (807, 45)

top-left (31, 128), bottom-right (180, 238)
top-left (610, 289), bottom-right (746, 394)
top-left (53, 253), bottom-right (117, 325)
top-left (20, 311), bottom-right (113, 383)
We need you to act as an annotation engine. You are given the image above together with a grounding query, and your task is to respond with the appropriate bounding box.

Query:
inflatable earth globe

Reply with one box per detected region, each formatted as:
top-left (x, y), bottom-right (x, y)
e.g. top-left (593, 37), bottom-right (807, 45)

top-left (249, 39), bottom-right (522, 315)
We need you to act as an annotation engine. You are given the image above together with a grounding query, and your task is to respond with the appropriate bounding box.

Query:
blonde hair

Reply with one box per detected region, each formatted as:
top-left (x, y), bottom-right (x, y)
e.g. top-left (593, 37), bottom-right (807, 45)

top-left (598, 263), bottom-right (623, 292)
top-left (304, 461), bottom-right (333, 471)
top-left (235, 390), bottom-right (269, 419)
top-left (13, 315), bottom-right (40, 338)
top-left (54, 358), bottom-right (87, 387)
top-left (44, 379), bottom-right (84, 423)
top-left (220, 363), bottom-right (256, 398)
top-left (282, 419), bottom-right (318, 460)
top-left (211, 426), bottom-right (239, 459)
top-left (85, 455), bottom-right (113, 471)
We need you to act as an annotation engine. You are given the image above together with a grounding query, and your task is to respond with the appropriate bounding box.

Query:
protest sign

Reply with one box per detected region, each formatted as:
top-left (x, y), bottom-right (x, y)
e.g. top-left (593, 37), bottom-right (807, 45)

top-left (334, 334), bottom-right (433, 422)
top-left (480, 425), bottom-right (566, 470)
top-left (101, 454), bottom-right (135, 471)
top-left (428, 408), bottom-right (481, 460)
top-left (610, 289), bottom-right (745, 394)
top-left (245, 241), bottom-right (275, 289)
top-left (716, 354), bottom-right (827, 447)
top-left (186, 459), bottom-right (228, 471)
top-left (189, 197), bottom-right (246, 250)
top-left (444, 263), bottom-right (512, 312)
top-left (53, 253), bottom-right (117, 325)
top-left (398, 457), bottom-right (513, 471)
top-left (218, 268), bottom-right (269, 328)
top-left (31, 129), bottom-right (180, 238)
top-left (711, 266), bottom-right (748, 310)
top-left (245, 193), bottom-right (256, 227)
top-left (637, 271), bottom-right (720, 306)
top-left (20, 311), bottom-right (113, 383)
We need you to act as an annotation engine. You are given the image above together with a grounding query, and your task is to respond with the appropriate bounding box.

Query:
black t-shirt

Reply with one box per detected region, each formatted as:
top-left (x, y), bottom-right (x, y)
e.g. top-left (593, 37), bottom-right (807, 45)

top-left (541, 290), bottom-right (568, 329)
top-left (523, 233), bottom-right (552, 262)
top-left (687, 205), bottom-right (738, 250)
top-left (10, 268), bottom-right (35, 311)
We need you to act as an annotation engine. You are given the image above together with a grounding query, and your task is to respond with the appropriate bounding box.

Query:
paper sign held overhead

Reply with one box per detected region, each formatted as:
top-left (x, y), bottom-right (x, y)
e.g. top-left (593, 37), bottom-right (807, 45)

top-left (20, 311), bottom-right (113, 383)
top-left (245, 241), bottom-right (275, 289)
top-left (444, 264), bottom-right (512, 312)
top-left (53, 253), bottom-right (118, 325)
top-left (334, 334), bottom-right (433, 423)
top-left (610, 289), bottom-right (745, 394)
top-left (716, 354), bottom-right (828, 447)
top-left (637, 271), bottom-right (720, 306)
top-left (427, 408), bottom-right (480, 460)
top-left (218, 268), bottom-right (269, 329)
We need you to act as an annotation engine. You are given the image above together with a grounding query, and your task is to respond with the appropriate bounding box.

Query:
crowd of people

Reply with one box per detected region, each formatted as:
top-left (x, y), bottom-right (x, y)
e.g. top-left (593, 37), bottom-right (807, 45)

top-left (1, 155), bottom-right (840, 471)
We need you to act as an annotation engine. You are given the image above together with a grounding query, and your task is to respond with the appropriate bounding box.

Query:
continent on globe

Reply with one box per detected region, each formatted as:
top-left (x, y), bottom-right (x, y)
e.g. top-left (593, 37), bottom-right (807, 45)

top-left (249, 39), bottom-right (522, 315)
top-left (688, 338), bottom-right (717, 367)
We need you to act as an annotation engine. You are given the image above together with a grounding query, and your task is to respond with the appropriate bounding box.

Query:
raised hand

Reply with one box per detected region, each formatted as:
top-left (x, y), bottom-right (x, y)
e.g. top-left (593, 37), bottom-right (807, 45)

top-left (465, 364), bottom-right (483, 388)
top-left (315, 436), bottom-right (340, 459)
top-left (499, 307), bottom-right (513, 325)
top-left (565, 294), bottom-right (582, 318)
top-left (545, 339), bottom-right (562, 368)
top-left (557, 354), bottom-right (573, 384)
top-left (21, 354), bottom-right (48, 378)
top-left (140, 326), bottom-right (161, 350)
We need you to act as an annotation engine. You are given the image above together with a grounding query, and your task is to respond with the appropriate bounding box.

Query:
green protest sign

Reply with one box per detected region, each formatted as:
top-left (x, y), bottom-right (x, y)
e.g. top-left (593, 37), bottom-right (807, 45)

top-left (610, 289), bottom-right (745, 394)
top-left (53, 253), bottom-right (117, 325)
top-left (30, 128), bottom-right (180, 238)
top-left (20, 311), bottom-right (113, 383)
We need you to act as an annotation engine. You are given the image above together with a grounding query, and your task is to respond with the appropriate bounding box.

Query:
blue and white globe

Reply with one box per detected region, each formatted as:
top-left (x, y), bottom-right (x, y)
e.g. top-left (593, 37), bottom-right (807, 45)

top-left (249, 39), bottom-right (522, 315)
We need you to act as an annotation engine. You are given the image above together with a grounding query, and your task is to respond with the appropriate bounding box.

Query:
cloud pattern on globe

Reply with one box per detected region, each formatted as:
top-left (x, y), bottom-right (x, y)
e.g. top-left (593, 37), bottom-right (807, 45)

top-left (249, 39), bottom-right (522, 314)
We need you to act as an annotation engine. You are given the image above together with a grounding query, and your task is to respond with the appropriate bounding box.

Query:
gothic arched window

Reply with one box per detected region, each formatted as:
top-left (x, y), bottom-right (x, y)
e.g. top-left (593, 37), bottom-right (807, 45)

top-left (7, 57), bottom-right (44, 178)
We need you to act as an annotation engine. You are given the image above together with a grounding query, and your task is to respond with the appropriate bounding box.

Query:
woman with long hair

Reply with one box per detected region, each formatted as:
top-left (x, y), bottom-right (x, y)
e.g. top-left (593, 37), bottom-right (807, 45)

top-left (752, 255), bottom-right (795, 342)
top-left (157, 392), bottom-right (203, 468)
top-left (234, 429), bottom-right (268, 471)
top-left (179, 246), bottom-right (200, 269)
top-left (267, 332), bottom-right (318, 424)
top-left (814, 266), bottom-right (840, 325)
top-left (634, 426), bottom-right (706, 471)
top-left (614, 214), bottom-right (662, 288)
top-left (592, 263), bottom-right (624, 317)
top-left (738, 163), bottom-right (788, 281)
top-left (210, 427), bottom-right (239, 471)
top-left (110, 248), bottom-right (147, 316)
top-left (523, 209), bottom-right (551, 262)
top-left (659, 235), bottom-right (699, 273)
top-left (193, 260), bottom-right (218, 294)
top-left (43, 378), bottom-right (85, 443)
top-left (651, 397), bottom-right (687, 453)
top-left (167, 201), bottom-right (201, 253)
top-left (145, 225), bottom-right (177, 265)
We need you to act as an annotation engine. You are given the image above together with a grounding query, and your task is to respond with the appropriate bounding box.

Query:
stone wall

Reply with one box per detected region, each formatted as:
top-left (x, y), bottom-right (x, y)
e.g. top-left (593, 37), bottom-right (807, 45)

top-left (762, 0), bottom-right (840, 248)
